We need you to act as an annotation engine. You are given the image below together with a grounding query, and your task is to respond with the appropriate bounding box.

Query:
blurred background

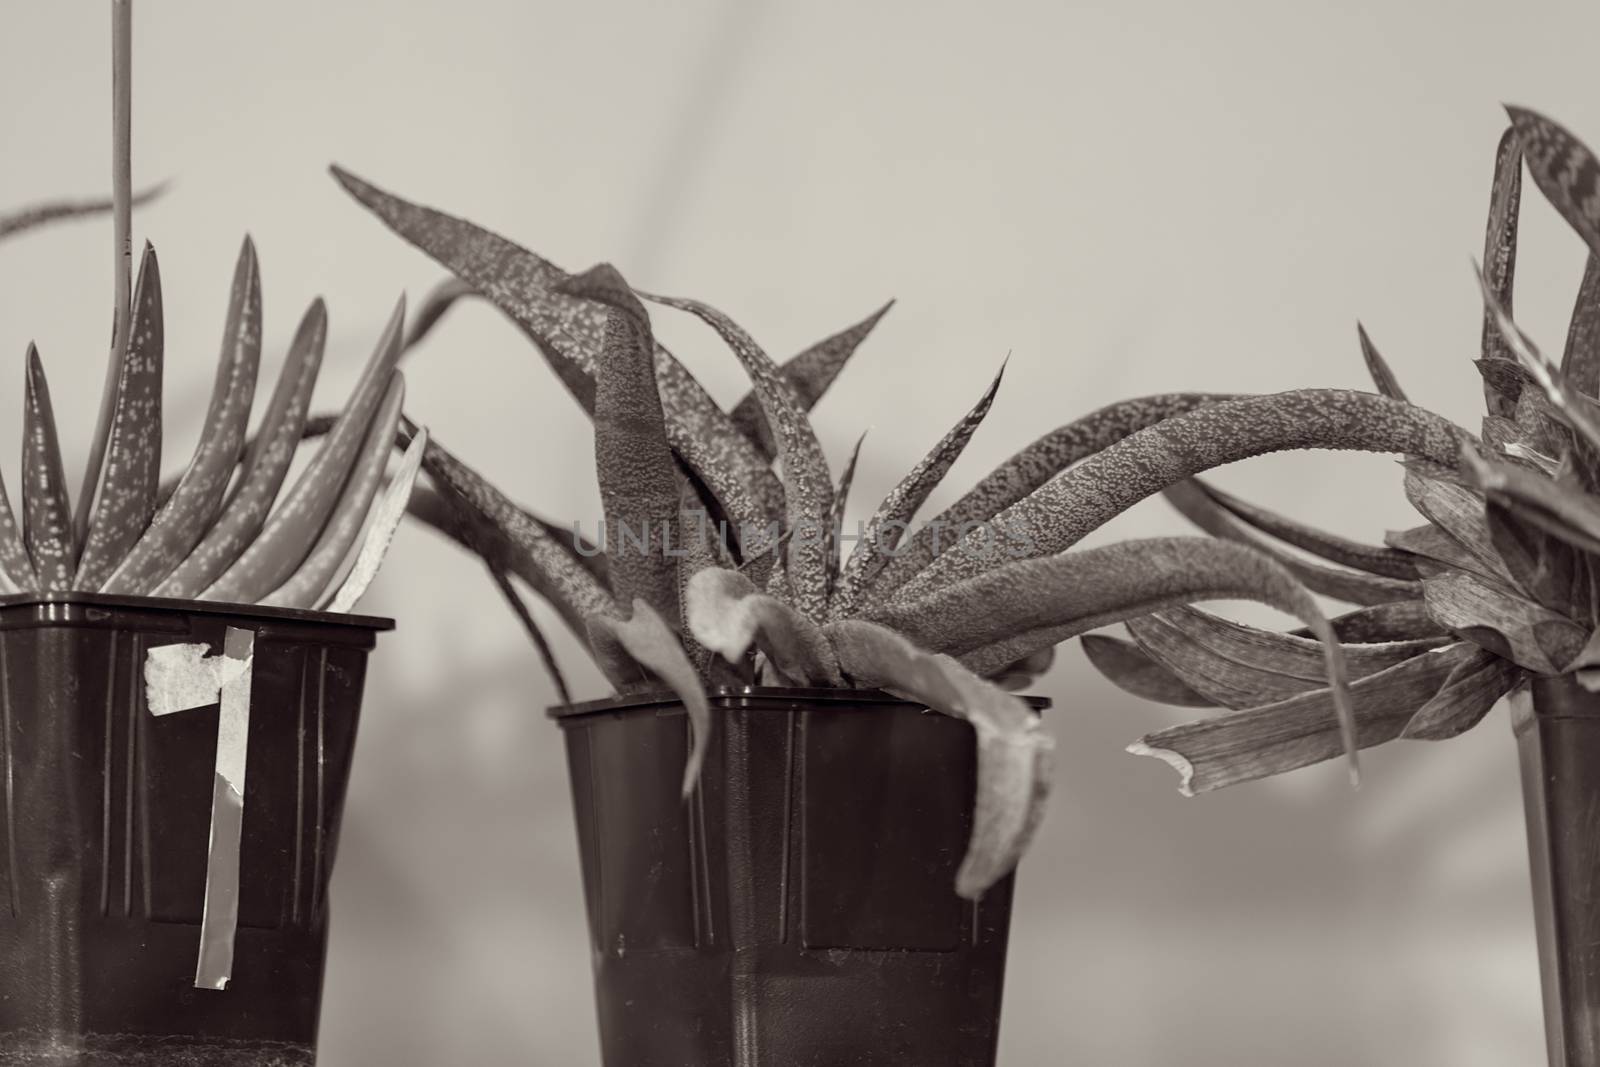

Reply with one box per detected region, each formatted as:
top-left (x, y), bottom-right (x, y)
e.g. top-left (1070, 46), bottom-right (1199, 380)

top-left (4, 1), bottom-right (1598, 1062)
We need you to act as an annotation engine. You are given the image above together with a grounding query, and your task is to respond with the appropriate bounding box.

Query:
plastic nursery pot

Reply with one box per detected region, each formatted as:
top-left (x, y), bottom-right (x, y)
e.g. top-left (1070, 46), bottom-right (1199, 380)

top-left (0, 592), bottom-right (392, 1067)
top-left (1514, 673), bottom-right (1600, 1067)
top-left (549, 685), bottom-right (1051, 1067)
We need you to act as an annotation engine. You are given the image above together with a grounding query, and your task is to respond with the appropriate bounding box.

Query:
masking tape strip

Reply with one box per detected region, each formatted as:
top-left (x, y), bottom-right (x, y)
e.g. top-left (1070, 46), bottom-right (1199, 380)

top-left (143, 626), bottom-right (256, 990)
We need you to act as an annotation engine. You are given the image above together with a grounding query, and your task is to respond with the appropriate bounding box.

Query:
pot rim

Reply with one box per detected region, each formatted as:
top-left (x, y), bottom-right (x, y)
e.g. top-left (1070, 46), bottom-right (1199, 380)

top-left (0, 590), bottom-right (394, 632)
top-left (548, 685), bottom-right (1052, 721)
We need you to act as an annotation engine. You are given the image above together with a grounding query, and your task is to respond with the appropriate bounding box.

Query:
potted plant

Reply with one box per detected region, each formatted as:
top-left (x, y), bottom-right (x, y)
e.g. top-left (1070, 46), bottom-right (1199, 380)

top-left (0, 5), bottom-right (423, 1064)
top-left (1075, 108), bottom-right (1600, 1067)
top-left (316, 142), bottom-right (1506, 1062)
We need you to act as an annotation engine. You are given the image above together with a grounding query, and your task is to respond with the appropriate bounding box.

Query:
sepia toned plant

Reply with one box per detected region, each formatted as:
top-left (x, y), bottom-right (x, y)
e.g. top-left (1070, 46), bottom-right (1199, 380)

top-left (328, 163), bottom-right (1499, 897)
top-left (1084, 107), bottom-right (1600, 797)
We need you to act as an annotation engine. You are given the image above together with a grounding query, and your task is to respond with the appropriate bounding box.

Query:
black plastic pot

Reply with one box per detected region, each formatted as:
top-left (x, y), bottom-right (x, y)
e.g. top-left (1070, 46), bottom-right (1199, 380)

top-left (550, 686), bottom-right (1050, 1067)
top-left (0, 593), bottom-right (391, 1066)
top-left (1515, 673), bottom-right (1600, 1067)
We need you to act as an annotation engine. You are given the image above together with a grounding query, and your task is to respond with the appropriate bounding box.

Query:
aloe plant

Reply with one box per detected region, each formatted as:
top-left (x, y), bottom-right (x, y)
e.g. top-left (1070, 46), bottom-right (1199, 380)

top-left (1085, 107), bottom-right (1600, 797)
top-left (319, 166), bottom-right (1524, 898)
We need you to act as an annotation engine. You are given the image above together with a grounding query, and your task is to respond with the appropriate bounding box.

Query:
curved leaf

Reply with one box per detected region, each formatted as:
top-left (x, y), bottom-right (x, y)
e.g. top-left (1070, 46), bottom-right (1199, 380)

top-left (0, 183), bottom-right (164, 243)
top-left (1081, 633), bottom-right (1214, 708)
top-left (1480, 124), bottom-right (1523, 417)
top-left (155, 299), bottom-right (327, 598)
top-left (323, 426), bottom-right (428, 614)
top-left (645, 293), bottom-right (834, 618)
top-left (102, 238), bottom-right (264, 594)
top-left (834, 363), bottom-right (1004, 616)
top-left (824, 618), bottom-right (1053, 900)
top-left (732, 300), bottom-right (894, 458)
top-left (1290, 600), bottom-right (1447, 644)
top-left (896, 389), bottom-right (1472, 602)
top-left (685, 566), bottom-right (842, 686)
top-left (1190, 477), bottom-right (1420, 579)
top-left (1422, 570), bottom-right (1585, 675)
top-left (588, 600), bottom-right (711, 798)
top-left (76, 242), bottom-right (164, 590)
top-left (488, 566), bottom-right (572, 706)
top-left (21, 347), bottom-right (75, 590)
top-left (866, 392), bottom-right (1229, 601)
top-left (1400, 646), bottom-right (1522, 740)
top-left (1507, 107), bottom-right (1600, 262)
top-left (1562, 254), bottom-right (1600, 396)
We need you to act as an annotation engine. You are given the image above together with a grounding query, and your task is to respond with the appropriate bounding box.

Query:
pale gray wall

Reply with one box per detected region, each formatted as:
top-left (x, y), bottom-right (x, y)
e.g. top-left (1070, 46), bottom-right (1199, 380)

top-left (3, 2), bottom-right (1597, 1063)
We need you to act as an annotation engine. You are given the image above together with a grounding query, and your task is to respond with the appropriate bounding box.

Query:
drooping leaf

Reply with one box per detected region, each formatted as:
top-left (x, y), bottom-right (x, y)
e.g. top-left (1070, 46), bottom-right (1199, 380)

top-left (1189, 477), bottom-right (1420, 579)
top-left (21, 346), bottom-right (75, 590)
top-left (1081, 634), bottom-right (1215, 707)
top-left (866, 392), bottom-right (1230, 601)
top-left (562, 265), bottom-right (682, 623)
top-left (1357, 323), bottom-right (1408, 402)
top-left (323, 426), bottom-right (429, 614)
top-left (330, 166), bottom-right (784, 540)
top-left (76, 242), bottom-right (165, 590)
top-left (868, 536), bottom-right (1359, 779)
top-left (834, 363), bottom-right (1004, 617)
top-left (1562, 254), bottom-right (1600, 396)
top-left (824, 618), bottom-right (1054, 900)
top-left (1400, 646), bottom-right (1522, 740)
top-left (1129, 642), bottom-right (1474, 795)
top-left (1125, 614), bottom-right (1314, 708)
top-left (731, 300), bottom-right (894, 458)
top-left (1422, 570), bottom-right (1586, 675)
top-left (685, 566), bottom-right (842, 686)
top-left (645, 292), bottom-right (835, 619)
top-left (414, 431), bottom-right (616, 625)
top-left (101, 238), bottom-right (264, 594)
top-left (1480, 125), bottom-right (1523, 418)
top-left (263, 374), bottom-right (407, 609)
top-left (1485, 499), bottom-right (1593, 622)
top-left (155, 299), bottom-right (327, 598)
top-left (487, 565), bottom-right (572, 706)
top-left (588, 600), bottom-right (711, 798)
top-left (1165, 480), bottom-right (1421, 606)
top-left (1290, 600), bottom-right (1447, 644)
top-left (1507, 106), bottom-right (1600, 263)
top-left (896, 389), bottom-right (1472, 601)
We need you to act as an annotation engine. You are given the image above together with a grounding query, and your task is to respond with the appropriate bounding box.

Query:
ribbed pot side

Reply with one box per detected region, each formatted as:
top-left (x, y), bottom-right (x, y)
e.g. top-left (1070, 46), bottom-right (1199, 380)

top-left (1515, 674), bottom-right (1600, 1067)
top-left (0, 594), bottom-right (390, 1067)
top-left (550, 687), bottom-right (1048, 1067)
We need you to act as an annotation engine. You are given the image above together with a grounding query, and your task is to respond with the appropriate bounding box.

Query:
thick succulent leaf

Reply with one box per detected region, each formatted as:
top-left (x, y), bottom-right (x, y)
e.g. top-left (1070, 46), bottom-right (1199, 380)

top-left (416, 432), bottom-right (616, 624)
top-left (406, 277), bottom-right (474, 350)
top-left (331, 167), bottom-right (784, 539)
top-left (1130, 606), bottom-right (1446, 711)
top-left (1081, 634), bottom-right (1214, 707)
top-left (0, 467), bottom-right (36, 592)
top-left (322, 427), bottom-right (428, 614)
top-left (1562, 255), bottom-right (1600, 396)
top-left (1480, 125), bottom-right (1524, 417)
top-left (1507, 107), bottom-right (1600, 262)
top-left (897, 390), bottom-right (1472, 601)
top-left (646, 293), bottom-right (834, 618)
top-left (867, 393), bottom-right (1229, 601)
top-left (21, 347), bottom-right (75, 590)
top-left (1357, 324), bottom-right (1408, 402)
top-left (0, 184), bottom-right (164, 243)
top-left (588, 600), bottom-right (711, 797)
top-left (1129, 642), bottom-right (1475, 795)
top-left (1400, 646), bottom-right (1522, 740)
top-left (263, 375), bottom-right (406, 609)
top-left (834, 364), bottom-right (1004, 617)
top-left (685, 566), bottom-right (842, 685)
top-left (563, 265), bottom-right (683, 622)
top-left (731, 300), bottom-right (894, 458)
top-left (488, 566), bottom-right (573, 706)
top-left (1190, 478), bottom-right (1419, 579)
top-left (204, 300), bottom-right (407, 603)
top-left (76, 242), bottom-right (165, 590)
top-left (824, 618), bottom-right (1053, 900)
top-left (101, 239), bottom-right (265, 594)
top-left (988, 645), bottom-right (1057, 691)
top-left (155, 299), bottom-right (327, 598)
top-left (1165, 480), bottom-right (1421, 606)
top-left (869, 535), bottom-right (1359, 778)
top-left (1422, 570), bottom-right (1586, 674)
